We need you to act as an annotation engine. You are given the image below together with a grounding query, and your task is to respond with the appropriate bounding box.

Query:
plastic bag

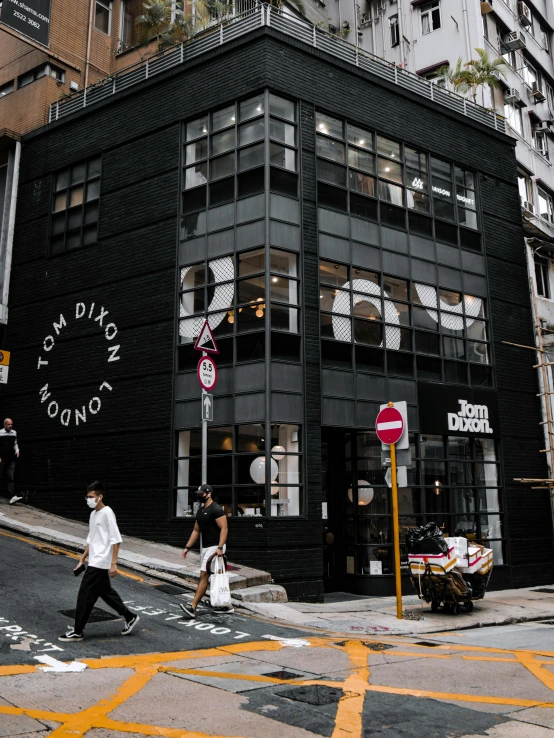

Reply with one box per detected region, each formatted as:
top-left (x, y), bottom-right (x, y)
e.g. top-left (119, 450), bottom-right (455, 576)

top-left (210, 557), bottom-right (232, 608)
top-left (406, 522), bottom-right (448, 555)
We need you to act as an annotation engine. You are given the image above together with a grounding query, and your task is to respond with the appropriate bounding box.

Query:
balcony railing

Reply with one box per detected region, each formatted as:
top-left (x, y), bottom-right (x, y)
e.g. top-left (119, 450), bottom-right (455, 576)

top-left (48, 5), bottom-right (506, 134)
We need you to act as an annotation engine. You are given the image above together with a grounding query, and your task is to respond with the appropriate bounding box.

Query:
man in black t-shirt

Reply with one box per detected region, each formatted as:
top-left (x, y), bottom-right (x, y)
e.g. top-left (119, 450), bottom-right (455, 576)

top-left (180, 483), bottom-right (231, 618)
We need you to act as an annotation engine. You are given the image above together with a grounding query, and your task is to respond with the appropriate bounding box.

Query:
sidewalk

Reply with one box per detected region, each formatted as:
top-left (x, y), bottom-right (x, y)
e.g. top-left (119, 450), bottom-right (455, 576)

top-left (0, 497), bottom-right (272, 594)
top-left (2, 498), bottom-right (554, 636)
top-left (239, 586), bottom-right (554, 636)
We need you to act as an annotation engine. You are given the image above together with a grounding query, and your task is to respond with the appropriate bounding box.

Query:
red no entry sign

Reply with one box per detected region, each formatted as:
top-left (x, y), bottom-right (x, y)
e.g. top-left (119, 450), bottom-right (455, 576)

top-left (375, 406), bottom-right (404, 445)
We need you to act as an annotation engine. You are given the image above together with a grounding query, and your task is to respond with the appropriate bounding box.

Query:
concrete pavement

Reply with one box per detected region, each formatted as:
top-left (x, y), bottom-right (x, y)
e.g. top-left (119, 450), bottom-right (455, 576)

top-left (0, 496), bottom-right (273, 594)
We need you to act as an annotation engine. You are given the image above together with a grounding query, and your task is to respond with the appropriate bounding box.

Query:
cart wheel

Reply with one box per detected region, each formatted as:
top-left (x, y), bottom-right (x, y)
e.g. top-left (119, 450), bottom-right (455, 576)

top-left (452, 603), bottom-right (461, 616)
top-left (466, 601), bottom-right (474, 613)
top-left (431, 600), bottom-right (440, 612)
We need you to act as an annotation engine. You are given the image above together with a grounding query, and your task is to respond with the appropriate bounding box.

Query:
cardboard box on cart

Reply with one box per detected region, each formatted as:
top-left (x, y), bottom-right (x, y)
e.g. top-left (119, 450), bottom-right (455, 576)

top-left (408, 546), bottom-right (458, 576)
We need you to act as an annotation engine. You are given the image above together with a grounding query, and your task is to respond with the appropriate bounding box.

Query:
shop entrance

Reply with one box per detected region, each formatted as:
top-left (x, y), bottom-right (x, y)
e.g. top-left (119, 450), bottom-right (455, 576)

top-left (322, 428), bottom-right (349, 593)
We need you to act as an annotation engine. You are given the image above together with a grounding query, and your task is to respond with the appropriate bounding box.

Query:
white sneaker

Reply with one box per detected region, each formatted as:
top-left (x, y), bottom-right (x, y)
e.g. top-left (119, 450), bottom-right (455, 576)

top-left (9, 496), bottom-right (23, 504)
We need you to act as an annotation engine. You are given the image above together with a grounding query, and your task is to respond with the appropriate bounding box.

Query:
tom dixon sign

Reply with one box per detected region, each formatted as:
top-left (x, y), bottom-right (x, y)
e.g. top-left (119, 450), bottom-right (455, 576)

top-left (417, 383), bottom-right (500, 437)
top-left (1, 0), bottom-right (52, 46)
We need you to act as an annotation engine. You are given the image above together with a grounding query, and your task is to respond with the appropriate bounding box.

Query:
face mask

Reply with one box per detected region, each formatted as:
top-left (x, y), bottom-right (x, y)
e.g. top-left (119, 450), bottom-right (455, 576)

top-left (86, 497), bottom-right (98, 509)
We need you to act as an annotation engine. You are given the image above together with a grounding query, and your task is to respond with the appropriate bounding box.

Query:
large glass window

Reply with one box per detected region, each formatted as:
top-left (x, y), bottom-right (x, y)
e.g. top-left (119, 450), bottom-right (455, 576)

top-left (320, 258), bottom-right (491, 385)
top-left (50, 157), bottom-right (101, 255)
top-left (174, 424), bottom-right (303, 517)
top-left (183, 92), bottom-right (298, 225)
top-left (179, 248), bottom-right (300, 347)
top-left (340, 432), bottom-right (504, 576)
top-left (315, 112), bottom-right (479, 238)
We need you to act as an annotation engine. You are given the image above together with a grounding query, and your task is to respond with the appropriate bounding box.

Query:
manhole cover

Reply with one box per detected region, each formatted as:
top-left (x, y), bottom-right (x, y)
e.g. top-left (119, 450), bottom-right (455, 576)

top-left (59, 607), bottom-right (120, 623)
top-left (153, 583), bottom-right (189, 595)
top-left (281, 685), bottom-right (343, 706)
top-left (414, 641), bottom-right (441, 647)
top-left (362, 642), bottom-right (396, 651)
top-left (533, 588), bottom-right (554, 594)
top-left (263, 670), bottom-right (303, 680)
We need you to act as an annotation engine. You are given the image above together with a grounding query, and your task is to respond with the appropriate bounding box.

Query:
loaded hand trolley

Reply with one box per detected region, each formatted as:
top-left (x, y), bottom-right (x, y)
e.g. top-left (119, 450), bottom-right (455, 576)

top-left (406, 524), bottom-right (493, 616)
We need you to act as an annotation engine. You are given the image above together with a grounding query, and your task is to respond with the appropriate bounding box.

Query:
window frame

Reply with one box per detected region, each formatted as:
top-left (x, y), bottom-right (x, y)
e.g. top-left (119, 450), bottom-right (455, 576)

top-left (535, 254), bottom-right (551, 298)
top-left (421, 0), bottom-right (441, 35)
top-left (49, 157), bottom-right (102, 255)
top-left (389, 14), bottom-right (400, 47)
top-left (95, 0), bottom-right (112, 34)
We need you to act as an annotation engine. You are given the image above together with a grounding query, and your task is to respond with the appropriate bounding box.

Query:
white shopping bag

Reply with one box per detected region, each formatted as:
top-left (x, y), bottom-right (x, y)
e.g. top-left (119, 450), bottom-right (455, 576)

top-left (210, 556), bottom-right (232, 608)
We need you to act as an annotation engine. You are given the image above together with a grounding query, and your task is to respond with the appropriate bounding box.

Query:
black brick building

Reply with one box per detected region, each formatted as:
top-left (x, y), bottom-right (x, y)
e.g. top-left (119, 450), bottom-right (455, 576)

top-left (4, 12), bottom-right (553, 600)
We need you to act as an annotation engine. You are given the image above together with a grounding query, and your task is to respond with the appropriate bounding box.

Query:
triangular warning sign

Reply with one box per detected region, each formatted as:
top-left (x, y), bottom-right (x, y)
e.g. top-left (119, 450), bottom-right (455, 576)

top-left (194, 320), bottom-right (219, 354)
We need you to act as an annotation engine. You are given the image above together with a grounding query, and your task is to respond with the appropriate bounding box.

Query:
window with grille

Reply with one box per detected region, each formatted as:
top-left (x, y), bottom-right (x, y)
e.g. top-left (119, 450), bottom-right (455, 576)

top-left (50, 158), bottom-right (101, 255)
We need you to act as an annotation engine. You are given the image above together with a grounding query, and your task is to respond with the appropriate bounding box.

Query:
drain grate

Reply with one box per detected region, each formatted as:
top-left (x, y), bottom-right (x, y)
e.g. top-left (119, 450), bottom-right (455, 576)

top-left (533, 588), bottom-right (554, 594)
top-left (153, 583), bottom-right (190, 596)
top-left (263, 670), bottom-right (304, 680)
top-left (59, 607), bottom-right (120, 623)
top-left (281, 685), bottom-right (343, 706)
top-left (538, 620), bottom-right (554, 625)
top-left (362, 642), bottom-right (396, 651)
top-left (414, 641), bottom-right (442, 647)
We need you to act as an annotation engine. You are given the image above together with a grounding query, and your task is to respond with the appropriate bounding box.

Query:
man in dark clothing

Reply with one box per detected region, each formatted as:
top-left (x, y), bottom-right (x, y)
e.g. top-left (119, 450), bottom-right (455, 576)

top-left (0, 418), bottom-right (20, 504)
top-left (180, 483), bottom-right (231, 618)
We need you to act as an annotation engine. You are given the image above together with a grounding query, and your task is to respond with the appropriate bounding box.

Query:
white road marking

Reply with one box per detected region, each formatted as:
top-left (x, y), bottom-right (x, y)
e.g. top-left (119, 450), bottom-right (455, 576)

top-left (262, 635), bottom-right (311, 648)
top-left (34, 655), bottom-right (87, 673)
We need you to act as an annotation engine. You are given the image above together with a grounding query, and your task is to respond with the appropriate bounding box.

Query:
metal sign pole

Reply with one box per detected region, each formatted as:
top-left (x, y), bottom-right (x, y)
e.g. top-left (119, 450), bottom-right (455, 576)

top-left (201, 350), bottom-right (207, 485)
top-left (390, 439), bottom-right (402, 620)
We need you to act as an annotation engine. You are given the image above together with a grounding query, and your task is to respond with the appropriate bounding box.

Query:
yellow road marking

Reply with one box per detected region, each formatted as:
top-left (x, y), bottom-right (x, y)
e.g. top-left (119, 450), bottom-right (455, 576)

top-left (364, 683), bottom-right (554, 708)
top-left (0, 528), bottom-right (144, 581)
top-left (2, 630), bottom-right (554, 737)
top-left (331, 640), bottom-right (369, 738)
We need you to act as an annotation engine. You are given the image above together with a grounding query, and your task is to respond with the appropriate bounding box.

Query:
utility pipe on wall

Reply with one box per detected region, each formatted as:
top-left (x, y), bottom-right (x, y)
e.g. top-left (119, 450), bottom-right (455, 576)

top-left (84, 0), bottom-right (95, 89)
top-left (1, 141), bottom-right (21, 324)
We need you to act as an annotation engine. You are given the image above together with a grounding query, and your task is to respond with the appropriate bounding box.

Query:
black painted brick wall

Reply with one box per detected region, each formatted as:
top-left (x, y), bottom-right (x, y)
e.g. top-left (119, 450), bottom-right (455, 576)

top-left (6, 27), bottom-right (552, 598)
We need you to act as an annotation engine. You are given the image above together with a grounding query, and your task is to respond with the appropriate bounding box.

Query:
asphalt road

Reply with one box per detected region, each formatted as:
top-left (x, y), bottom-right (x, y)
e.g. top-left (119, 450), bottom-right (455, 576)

top-left (2, 530), bottom-right (554, 738)
top-left (0, 531), bottom-right (312, 665)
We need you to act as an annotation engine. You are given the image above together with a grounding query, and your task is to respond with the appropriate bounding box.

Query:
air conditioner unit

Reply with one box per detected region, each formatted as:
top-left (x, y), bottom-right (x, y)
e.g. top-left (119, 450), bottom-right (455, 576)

top-left (481, 0), bottom-right (493, 12)
top-left (504, 87), bottom-right (522, 103)
top-left (523, 200), bottom-right (535, 216)
top-left (359, 11), bottom-right (372, 26)
top-left (535, 120), bottom-right (550, 131)
top-left (532, 81), bottom-right (546, 102)
top-left (518, 1), bottom-right (532, 27)
top-left (506, 30), bottom-right (526, 50)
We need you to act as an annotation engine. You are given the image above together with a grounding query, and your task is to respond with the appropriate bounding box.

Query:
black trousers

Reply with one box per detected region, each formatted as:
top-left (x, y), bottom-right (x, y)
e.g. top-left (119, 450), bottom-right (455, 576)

top-left (74, 566), bottom-right (133, 634)
top-left (1, 460), bottom-right (16, 495)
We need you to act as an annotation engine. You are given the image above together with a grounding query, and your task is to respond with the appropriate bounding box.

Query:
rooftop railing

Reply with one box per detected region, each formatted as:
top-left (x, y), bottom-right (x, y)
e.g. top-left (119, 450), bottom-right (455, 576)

top-left (48, 5), bottom-right (506, 134)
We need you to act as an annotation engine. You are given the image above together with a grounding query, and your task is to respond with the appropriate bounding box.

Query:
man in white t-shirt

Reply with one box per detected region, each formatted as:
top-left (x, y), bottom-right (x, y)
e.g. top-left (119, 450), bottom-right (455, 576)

top-left (59, 481), bottom-right (140, 642)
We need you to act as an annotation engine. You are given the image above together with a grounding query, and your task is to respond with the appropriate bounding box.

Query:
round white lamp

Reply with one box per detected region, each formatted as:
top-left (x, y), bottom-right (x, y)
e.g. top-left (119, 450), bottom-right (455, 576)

top-left (250, 456), bottom-right (279, 484)
top-left (348, 480), bottom-right (374, 506)
top-left (271, 445), bottom-right (286, 460)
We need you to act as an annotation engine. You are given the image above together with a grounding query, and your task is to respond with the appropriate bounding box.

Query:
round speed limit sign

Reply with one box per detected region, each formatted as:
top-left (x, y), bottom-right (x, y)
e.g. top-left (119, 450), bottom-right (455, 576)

top-left (197, 355), bottom-right (218, 391)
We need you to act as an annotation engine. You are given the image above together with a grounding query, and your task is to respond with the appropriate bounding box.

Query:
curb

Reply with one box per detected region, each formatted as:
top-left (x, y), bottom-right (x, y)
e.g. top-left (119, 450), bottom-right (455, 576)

top-left (0, 509), bottom-right (274, 596)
